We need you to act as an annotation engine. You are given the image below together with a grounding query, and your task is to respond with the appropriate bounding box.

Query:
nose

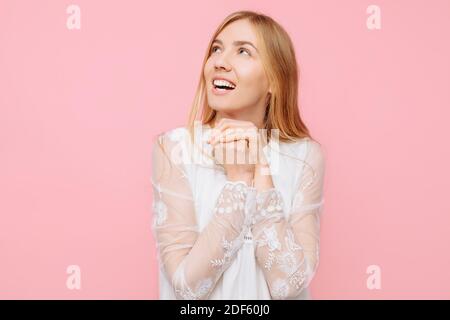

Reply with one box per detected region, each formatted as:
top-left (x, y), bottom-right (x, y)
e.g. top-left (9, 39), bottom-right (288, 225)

top-left (213, 51), bottom-right (232, 71)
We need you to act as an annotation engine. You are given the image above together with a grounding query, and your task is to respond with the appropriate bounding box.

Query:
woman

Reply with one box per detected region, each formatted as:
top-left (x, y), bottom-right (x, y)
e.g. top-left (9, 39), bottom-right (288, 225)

top-left (151, 10), bottom-right (326, 300)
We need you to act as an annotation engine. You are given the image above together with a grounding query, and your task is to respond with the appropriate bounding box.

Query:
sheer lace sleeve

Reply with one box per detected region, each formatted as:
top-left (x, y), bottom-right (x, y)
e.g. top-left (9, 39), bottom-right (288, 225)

top-left (151, 131), bottom-right (257, 300)
top-left (251, 139), bottom-right (325, 299)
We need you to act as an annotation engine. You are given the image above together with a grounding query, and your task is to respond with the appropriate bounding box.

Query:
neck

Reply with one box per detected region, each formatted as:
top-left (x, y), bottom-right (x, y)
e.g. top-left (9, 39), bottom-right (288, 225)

top-left (213, 108), bottom-right (266, 129)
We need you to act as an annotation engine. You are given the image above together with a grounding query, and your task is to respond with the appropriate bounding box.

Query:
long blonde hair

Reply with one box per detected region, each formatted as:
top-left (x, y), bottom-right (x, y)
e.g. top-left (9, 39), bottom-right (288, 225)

top-left (187, 10), bottom-right (314, 145)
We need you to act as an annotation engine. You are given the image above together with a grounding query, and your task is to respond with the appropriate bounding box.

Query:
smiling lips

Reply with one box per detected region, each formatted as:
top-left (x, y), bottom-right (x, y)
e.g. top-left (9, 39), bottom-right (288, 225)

top-left (212, 78), bottom-right (236, 95)
top-left (212, 84), bottom-right (235, 95)
top-left (213, 78), bottom-right (236, 88)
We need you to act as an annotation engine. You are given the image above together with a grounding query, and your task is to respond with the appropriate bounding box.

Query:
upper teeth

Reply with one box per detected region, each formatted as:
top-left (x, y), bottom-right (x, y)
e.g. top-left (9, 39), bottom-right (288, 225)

top-left (213, 79), bottom-right (236, 88)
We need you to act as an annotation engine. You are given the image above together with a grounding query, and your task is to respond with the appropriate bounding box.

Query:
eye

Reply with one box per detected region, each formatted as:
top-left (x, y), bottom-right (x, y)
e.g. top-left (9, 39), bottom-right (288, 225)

top-left (238, 47), bottom-right (251, 56)
top-left (211, 45), bottom-right (220, 54)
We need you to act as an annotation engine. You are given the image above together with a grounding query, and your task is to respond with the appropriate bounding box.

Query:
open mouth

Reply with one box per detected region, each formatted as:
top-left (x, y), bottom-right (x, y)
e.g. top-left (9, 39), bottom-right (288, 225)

top-left (214, 85), bottom-right (235, 91)
top-left (212, 79), bottom-right (236, 91)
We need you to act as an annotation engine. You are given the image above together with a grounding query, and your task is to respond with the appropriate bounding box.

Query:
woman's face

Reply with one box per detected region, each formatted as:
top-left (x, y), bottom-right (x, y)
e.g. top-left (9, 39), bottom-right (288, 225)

top-left (204, 19), bottom-right (270, 116)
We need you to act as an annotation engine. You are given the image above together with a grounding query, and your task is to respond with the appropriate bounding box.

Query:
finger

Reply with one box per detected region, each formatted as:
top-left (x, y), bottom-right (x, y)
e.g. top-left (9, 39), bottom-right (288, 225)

top-left (209, 120), bottom-right (254, 142)
top-left (210, 125), bottom-right (255, 145)
top-left (210, 131), bottom-right (249, 146)
top-left (209, 122), bottom-right (235, 142)
top-left (208, 125), bottom-right (232, 144)
top-left (214, 125), bottom-right (258, 144)
top-left (215, 131), bottom-right (259, 164)
top-left (214, 140), bottom-right (240, 165)
top-left (224, 139), bottom-right (237, 165)
top-left (213, 118), bottom-right (233, 134)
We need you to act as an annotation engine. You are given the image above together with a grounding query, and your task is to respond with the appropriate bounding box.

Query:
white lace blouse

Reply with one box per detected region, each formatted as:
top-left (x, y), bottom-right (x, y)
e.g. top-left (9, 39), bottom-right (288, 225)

top-left (150, 124), bottom-right (326, 300)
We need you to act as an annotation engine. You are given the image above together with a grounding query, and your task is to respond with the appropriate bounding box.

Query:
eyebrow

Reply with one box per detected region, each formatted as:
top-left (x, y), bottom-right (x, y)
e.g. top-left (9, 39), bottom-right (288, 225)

top-left (212, 39), bottom-right (258, 53)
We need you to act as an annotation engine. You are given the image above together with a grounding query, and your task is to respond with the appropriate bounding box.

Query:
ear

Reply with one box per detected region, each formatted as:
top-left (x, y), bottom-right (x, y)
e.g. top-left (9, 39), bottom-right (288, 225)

top-left (265, 92), bottom-right (271, 105)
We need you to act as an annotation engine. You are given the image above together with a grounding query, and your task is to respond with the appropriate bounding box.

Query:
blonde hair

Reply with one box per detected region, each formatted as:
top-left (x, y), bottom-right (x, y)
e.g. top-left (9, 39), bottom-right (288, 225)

top-left (187, 10), bottom-right (315, 145)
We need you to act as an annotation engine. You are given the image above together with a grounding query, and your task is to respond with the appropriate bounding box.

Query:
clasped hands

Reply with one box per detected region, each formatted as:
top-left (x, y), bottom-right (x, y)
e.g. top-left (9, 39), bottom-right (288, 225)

top-left (206, 118), bottom-right (271, 186)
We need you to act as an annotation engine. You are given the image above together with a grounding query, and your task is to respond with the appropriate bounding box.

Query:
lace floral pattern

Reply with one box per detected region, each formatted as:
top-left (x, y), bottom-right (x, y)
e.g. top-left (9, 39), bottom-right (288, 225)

top-left (254, 188), bottom-right (284, 224)
top-left (271, 278), bottom-right (289, 299)
top-left (214, 181), bottom-right (247, 215)
top-left (151, 128), bottom-right (325, 300)
top-left (209, 181), bottom-right (255, 271)
top-left (174, 277), bottom-right (214, 300)
top-left (210, 235), bottom-right (243, 269)
top-left (252, 188), bottom-right (313, 299)
top-left (152, 131), bottom-right (259, 299)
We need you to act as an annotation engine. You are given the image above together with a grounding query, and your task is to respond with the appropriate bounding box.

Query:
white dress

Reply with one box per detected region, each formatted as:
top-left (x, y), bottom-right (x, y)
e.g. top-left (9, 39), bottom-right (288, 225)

top-left (150, 124), bottom-right (326, 300)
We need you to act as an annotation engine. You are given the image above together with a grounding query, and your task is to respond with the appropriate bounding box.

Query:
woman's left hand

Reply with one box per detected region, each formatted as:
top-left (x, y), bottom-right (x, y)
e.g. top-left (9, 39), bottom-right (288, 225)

top-left (207, 118), bottom-right (268, 166)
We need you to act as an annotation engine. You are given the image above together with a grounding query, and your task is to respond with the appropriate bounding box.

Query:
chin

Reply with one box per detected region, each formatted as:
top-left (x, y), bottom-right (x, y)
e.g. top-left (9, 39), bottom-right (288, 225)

top-left (209, 103), bottom-right (241, 113)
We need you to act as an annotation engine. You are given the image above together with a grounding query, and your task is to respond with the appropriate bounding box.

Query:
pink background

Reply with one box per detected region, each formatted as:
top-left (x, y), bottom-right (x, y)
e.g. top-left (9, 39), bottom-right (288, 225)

top-left (1, 0), bottom-right (449, 299)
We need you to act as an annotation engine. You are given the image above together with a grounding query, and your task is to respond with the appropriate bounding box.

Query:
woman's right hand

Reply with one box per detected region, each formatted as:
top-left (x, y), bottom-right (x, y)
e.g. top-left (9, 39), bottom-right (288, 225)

top-left (210, 137), bottom-right (255, 186)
